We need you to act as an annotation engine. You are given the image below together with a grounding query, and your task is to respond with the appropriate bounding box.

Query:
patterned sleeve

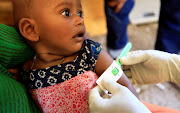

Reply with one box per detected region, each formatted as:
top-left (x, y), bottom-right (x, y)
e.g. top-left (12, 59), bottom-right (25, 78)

top-left (84, 39), bottom-right (102, 71)
top-left (85, 39), bottom-right (102, 59)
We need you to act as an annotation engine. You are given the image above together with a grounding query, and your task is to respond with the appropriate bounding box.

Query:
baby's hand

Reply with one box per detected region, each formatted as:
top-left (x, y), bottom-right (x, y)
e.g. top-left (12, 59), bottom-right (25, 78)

top-left (7, 60), bottom-right (32, 80)
top-left (7, 68), bottom-right (19, 80)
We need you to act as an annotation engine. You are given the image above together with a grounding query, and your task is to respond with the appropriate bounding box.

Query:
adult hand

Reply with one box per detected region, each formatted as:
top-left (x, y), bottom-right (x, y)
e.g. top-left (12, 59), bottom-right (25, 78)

top-left (107, 0), bottom-right (127, 13)
top-left (120, 50), bottom-right (180, 85)
top-left (89, 78), bottom-right (151, 113)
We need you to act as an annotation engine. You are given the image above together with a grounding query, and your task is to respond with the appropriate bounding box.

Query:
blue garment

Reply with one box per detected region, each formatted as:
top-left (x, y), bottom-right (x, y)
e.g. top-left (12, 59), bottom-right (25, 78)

top-left (105, 0), bottom-right (134, 50)
top-left (106, 0), bottom-right (180, 54)
top-left (155, 0), bottom-right (180, 54)
top-left (19, 39), bottom-right (102, 89)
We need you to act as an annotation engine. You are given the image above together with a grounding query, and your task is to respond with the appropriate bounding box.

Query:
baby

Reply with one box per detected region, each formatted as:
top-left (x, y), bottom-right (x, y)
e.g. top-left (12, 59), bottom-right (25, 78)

top-left (12, 0), bottom-right (138, 112)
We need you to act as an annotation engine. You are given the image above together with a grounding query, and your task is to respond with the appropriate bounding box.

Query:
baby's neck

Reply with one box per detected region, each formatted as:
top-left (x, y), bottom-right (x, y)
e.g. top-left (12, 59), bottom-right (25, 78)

top-left (36, 53), bottom-right (65, 63)
top-left (31, 52), bottom-right (78, 70)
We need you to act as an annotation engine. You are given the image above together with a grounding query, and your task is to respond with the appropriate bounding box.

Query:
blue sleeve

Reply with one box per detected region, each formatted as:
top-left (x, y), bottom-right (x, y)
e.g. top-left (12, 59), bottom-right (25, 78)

top-left (83, 39), bottom-right (102, 71)
top-left (85, 39), bottom-right (102, 59)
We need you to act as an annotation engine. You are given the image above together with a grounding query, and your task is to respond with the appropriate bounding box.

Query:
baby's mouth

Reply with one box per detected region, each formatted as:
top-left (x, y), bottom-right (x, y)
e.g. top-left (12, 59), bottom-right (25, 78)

top-left (73, 32), bottom-right (85, 38)
top-left (78, 33), bottom-right (84, 37)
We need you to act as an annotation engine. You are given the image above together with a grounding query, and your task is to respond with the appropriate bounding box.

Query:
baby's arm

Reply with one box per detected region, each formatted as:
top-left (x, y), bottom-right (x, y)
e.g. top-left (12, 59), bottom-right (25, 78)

top-left (95, 49), bottom-right (138, 97)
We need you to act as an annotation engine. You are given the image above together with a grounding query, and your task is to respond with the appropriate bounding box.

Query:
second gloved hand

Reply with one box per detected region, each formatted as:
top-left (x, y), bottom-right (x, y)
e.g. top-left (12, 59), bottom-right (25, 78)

top-left (89, 78), bottom-right (151, 113)
top-left (120, 50), bottom-right (180, 84)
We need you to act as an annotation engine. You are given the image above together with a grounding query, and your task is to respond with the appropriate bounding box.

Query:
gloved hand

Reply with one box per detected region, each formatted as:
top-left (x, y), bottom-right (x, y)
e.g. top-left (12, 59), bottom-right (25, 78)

top-left (89, 78), bottom-right (151, 113)
top-left (120, 50), bottom-right (180, 85)
top-left (107, 0), bottom-right (127, 13)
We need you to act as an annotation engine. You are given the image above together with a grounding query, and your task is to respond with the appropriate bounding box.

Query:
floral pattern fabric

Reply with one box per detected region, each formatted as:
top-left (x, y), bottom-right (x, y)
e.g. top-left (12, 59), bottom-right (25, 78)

top-left (19, 39), bottom-right (102, 89)
top-left (30, 71), bottom-right (98, 113)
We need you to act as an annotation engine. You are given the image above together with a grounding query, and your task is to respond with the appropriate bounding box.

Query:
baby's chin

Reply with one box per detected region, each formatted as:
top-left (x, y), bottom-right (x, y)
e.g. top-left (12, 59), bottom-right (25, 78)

top-left (68, 44), bottom-right (84, 55)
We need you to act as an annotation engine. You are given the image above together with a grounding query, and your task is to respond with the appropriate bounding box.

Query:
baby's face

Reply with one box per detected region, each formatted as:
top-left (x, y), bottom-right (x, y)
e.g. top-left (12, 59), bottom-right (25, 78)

top-left (31, 0), bottom-right (85, 56)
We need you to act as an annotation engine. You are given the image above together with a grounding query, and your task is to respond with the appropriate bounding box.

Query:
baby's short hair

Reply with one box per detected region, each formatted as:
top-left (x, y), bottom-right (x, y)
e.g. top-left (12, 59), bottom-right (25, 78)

top-left (12, 0), bottom-right (32, 30)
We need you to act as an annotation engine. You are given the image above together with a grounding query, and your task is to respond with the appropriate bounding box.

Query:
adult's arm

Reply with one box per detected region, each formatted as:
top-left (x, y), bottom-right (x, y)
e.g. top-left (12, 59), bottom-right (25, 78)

top-left (106, 0), bottom-right (127, 13)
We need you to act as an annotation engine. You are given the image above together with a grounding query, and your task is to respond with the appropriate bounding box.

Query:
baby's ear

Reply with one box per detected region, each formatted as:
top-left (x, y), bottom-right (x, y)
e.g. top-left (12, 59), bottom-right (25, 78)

top-left (19, 18), bottom-right (39, 42)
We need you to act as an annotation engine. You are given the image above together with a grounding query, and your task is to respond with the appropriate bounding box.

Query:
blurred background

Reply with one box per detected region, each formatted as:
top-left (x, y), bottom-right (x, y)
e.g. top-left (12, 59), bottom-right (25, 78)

top-left (1, 0), bottom-right (180, 110)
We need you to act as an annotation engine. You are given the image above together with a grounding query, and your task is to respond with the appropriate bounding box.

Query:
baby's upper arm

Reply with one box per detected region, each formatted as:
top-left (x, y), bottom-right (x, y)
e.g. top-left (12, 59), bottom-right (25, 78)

top-left (95, 49), bottom-right (138, 97)
top-left (95, 49), bottom-right (114, 76)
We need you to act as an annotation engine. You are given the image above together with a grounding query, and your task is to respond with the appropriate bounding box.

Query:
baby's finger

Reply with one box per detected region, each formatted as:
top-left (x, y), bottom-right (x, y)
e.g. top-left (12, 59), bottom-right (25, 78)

top-left (123, 70), bottom-right (132, 78)
top-left (7, 68), bottom-right (19, 74)
top-left (121, 65), bottom-right (130, 70)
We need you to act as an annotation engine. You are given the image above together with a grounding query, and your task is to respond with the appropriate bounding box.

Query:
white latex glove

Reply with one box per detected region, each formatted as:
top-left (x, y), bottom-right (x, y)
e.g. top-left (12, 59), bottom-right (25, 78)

top-left (120, 50), bottom-right (180, 85)
top-left (89, 78), bottom-right (151, 113)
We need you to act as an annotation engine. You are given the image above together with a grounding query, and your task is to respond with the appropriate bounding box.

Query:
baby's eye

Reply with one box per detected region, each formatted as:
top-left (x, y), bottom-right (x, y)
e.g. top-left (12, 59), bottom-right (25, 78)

top-left (61, 10), bottom-right (70, 17)
top-left (77, 11), bottom-right (83, 18)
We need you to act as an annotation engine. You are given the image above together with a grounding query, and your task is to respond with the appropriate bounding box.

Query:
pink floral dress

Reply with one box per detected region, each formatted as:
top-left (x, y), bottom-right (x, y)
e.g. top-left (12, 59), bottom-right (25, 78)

top-left (19, 39), bottom-right (102, 113)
